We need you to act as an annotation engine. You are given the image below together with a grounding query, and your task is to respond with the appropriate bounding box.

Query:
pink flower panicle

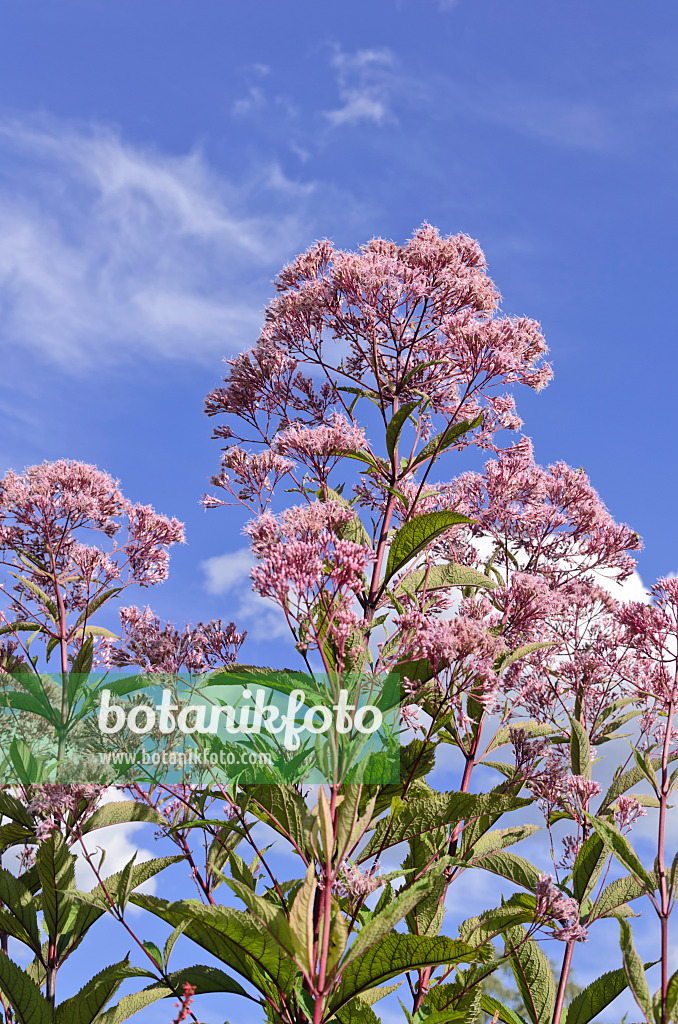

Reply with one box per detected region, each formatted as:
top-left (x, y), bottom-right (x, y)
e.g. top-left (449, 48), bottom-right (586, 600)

top-left (535, 873), bottom-right (588, 942)
top-left (26, 783), bottom-right (105, 842)
top-left (204, 226), bottom-right (552, 515)
top-left (615, 795), bottom-right (647, 831)
top-left (244, 502), bottom-right (372, 669)
top-left (333, 861), bottom-right (382, 901)
top-left (0, 460), bottom-right (185, 664)
top-left (171, 983), bottom-right (197, 1024)
top-left (107, 606), bottom-right (246, 675)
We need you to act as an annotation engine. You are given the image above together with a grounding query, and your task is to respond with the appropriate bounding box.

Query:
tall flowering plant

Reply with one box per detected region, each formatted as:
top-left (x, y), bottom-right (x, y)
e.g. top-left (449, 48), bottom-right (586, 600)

top-left (125, 225), bottom-right (660, 1024)
top-left (0, 460), bottom-right (250, 1023)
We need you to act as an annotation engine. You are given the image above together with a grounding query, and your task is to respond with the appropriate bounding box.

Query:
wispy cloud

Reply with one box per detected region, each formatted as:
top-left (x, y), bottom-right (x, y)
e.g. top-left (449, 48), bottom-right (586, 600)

top-left (201, 548), bottom-right (288, 641)
top-left (325, 48), bottom-right (401, 127)
top-left (201, 548), bottom-right (253, 595)
top-left (0, 117), bottom-right (314, 370)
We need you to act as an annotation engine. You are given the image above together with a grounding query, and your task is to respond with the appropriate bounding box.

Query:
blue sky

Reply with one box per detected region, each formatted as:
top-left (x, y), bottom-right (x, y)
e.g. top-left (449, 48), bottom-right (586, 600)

top-left (0, 2), bottom-right (677, 1016)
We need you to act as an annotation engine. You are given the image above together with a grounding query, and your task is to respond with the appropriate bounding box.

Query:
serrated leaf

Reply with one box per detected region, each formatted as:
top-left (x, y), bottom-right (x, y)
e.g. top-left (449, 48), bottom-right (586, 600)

top-left (386, 401), bottom-right (420, 463)
top-left (80, 802), bottom-right (165, 834)
top-left (481, 994), bottom-right (529, 1024)
top-left (471, 850), bottom-right (541, 893)
top-left (665, 965), bottom-right (678, 1022)
top-left (396, 562), bottom-right (496, 597)
top-left (504, 925), bottom-right (556, 1024)
top-left (600, 752), bottom-right (678, 812)
top-left (36, 832), bottom-right (75, 943)
top-left (590, 872), bottom-right (648, 921)
top-left (495, 642), bottom-right (557, 672)
top-left (485, 721), bottom-right (554, 754)
top-left (329, 935), bottom-right (477, 1013)
top-left (358, 791), bottom-right (529, 860)
top-left (564, 964), bottom-right (633, 1024)
top-left (289, 863), bottom-right (317, 978)
top-left (618, 916), bottom-right (652, 1021)
top-left (0, 868), bottom-right (41, 951)
top-left (585, 814), bottom-right (655, 894)
top-left (468, 825), bottom-right (540, 860)
top-left (55, 957), bottom-right (129, 1024)
top-left (343, 873), bottom-right (436, 967)
top-left (131, 894), bottom-right (297, 997)
top-left (384, 512), bottom-right (474, 584)
top-left (10, 574), bottom-right (58, 621)
top-left (72, 588), bottom-right (123, 630)
top-left (412, 414), bottom-right (483, 469)
top-left (572, 833), bottom-right (606, 904)
top-left (0, 950), bottom-right (51, 1024)
top-left (570, 718), bottom-right (591, 780)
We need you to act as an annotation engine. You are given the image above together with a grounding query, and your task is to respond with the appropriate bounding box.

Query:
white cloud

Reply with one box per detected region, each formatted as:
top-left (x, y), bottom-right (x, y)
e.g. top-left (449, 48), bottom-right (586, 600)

top-left (325, 48), bottom-right (400, 127)
top-left (232, 86), bottom-right (266, 116)
top-left (201, 548), bottom-right (253, 595)
top-left (201, 548), bottom-right (289, 641)
top-left (595, 568), bottom-right (651, 605)
top-left (0, 117), bottom-right (314, 369)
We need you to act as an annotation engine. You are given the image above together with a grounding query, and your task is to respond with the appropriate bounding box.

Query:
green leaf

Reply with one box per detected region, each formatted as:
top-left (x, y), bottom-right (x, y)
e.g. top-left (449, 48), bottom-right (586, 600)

top-left (335, 1000), bottom-right (381, 1024)
top-left (10, 573), bottom-right (58, 621)
top-left (564, 964), bottom-right (633, 1024)
top-left (495, 642), bottom-right (558, 673)
top-left (36, 832), bottom-right (75, 944)
top-left (590, 872), bottom-right (648, 921)
top-left (343, 873), bottom-right (437, 967)
top-left (480, 994), bottom-right (529, 1024)
top-left (329, 935), bottom-right (477, 1013)
top-left (163, 922), bottom-right (187, 970)
top-left (665, 965), bottom-right (678, 1022)
top-left (0, 621), bottom-right (46, 636)
top-left (80, 802), bottom-right (166, 834)
top-left (485, 720), bottom-right (554, 754)
top-left (79, 625), bottom-right (119, 639)
top-left (95, 964), bottom-right (251, 1024)
top-left (412, 414), bottom-right (483, 469)
top-left (600, 752), bottom-right (678, 812)
top-left (386, 401), bottom-right (420, 463)
top-left (384, 511), bottom-right (474, 584)
top-left (0, 868), bottom-right (41, 951)
top-left (0, 791), bottom-right (33, 827)
top-left (131, 894), bottom-right (297, 997)
top-left (572, 833), bottom-right (606, 904)
top-left (359, 791), bottom-right (529, 860)
top-left (94, 987), bottom-right (170, 1024)
top-left (141, 942), bottom-right (163, 970)
top-left (55, 957), bottom-right (129, 1024)
top-left (72, 588), bottom-right (123, 630)
top-left (0, 950), bottom-right (51, 1024)
top-left (396, 562), bottom-right (496, 596)
top-left (467, 825), bottom-right (540, 860)
top-left (470, 850), bottom-right (541, 893)
top-left (584, 814), bottom-right (655, 894)
top-left (70, 637), bottom-right (94, 677)
top-left (244, 785), bottom-right (312, 858)
top-left (618, 916), bottom-right (652, 1021)
top-left (569, 718), bottom-right (591, 780)
top-left (504, 925), bottom-right (556, 1024)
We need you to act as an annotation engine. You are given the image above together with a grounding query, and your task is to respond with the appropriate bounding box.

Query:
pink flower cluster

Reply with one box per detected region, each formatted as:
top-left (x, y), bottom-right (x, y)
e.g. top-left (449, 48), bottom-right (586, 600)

top-left (107, 606), bottom-right (246, 675)
top-left (333, 860), bottom-right (382, 901)
top-left (204, 225), bottom-right (552, 474)
top-left (535, 873), bottom-right (588, 942)
top-left (0, 460), bottom-right (185, 666)
top-left (245, 502), bottom-right (372, 668)
top-left (25, 783), bottom-right (104, 842)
